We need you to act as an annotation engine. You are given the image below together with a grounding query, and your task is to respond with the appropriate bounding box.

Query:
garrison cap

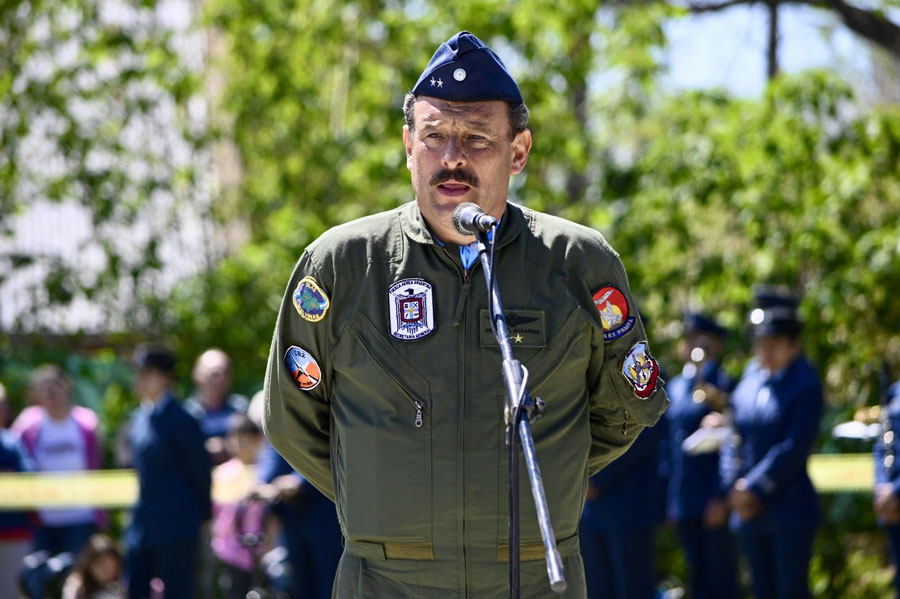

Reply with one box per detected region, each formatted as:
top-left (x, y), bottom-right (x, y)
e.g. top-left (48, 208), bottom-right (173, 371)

top-left (683, 312), bottom-right (728, 338)
top-left (748, 288), bottom-right (803, 338)
top-left (412, 31), bottom-right (523, 103)
top-left (133, 343), bottom-right (177, 374)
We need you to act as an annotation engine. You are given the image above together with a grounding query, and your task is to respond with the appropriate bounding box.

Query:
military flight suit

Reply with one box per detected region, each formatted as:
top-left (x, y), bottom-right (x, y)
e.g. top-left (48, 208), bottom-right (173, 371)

top-left (263, 201), bottom-right (669, 598)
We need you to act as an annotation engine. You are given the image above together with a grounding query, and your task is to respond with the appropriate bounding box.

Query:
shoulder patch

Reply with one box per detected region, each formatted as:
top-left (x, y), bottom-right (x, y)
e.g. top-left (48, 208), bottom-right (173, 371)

top-left (388, 278), bottom-right (435, 341)
top-left (283, 345), bottom-right (322, 391)
top-left (620, 340), bottom-right (660, 399)
top-left (592, 286), bottom-right (636, 341)
top-left (293, 276), bottom-right (330, 322)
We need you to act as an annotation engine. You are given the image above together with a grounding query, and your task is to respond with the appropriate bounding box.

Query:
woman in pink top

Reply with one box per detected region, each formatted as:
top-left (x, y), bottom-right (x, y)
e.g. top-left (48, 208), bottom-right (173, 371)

top-left (12, 365), bottom-right (104, 556)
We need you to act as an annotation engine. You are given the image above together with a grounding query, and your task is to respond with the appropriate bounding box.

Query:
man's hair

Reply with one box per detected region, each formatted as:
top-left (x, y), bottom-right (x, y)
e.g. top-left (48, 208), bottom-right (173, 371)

top-left (403, 92), bottom-right (529, 140)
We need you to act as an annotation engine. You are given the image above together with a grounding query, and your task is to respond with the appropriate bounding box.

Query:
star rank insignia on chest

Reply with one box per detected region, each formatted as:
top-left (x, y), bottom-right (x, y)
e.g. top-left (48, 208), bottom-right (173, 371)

top-left (388, 278), bottom-right (435, 341)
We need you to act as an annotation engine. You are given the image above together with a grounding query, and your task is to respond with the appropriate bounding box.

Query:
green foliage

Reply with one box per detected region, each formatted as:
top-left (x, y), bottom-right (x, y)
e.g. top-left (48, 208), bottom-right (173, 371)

top-left (606, 70), bottom-right (900, 405)
top-left (0, 0), bottom-right (211, 330)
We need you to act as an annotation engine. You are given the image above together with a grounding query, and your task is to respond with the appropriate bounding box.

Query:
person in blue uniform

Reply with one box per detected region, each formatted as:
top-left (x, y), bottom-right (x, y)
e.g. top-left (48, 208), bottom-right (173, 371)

top-left (721, 290), bottom-right (824, 599)
top-left (254, 442), bottom-right (343, 599)
top-left (874, 378), bottom-right (900, 598)
top-left (581, 317), bottom-right (668, 599)
top-left (664, 312), bottom-right (739, 599)
top-left (125, 344), bottom-right (212, 599)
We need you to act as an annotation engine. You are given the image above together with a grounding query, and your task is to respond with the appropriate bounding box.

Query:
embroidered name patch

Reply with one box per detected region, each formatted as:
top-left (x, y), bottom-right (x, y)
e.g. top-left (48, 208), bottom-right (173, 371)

top-left (479, 309), bottom-right (546, 347)
top-left (283, 345), bottom-right (322, 391)
top-left (388, 278), bottom-right (435, 341)
top-left (620, 340), bottom-right (660, 399)
top-left (592, 286), bottom-right (636, 341)
top-left (293, 276), bottom-right (330, 322)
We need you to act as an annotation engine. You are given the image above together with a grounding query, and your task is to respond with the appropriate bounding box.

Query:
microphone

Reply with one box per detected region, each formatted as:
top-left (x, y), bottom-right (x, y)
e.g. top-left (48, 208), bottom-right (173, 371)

top-left (451, 202), bottom-right (497, 236)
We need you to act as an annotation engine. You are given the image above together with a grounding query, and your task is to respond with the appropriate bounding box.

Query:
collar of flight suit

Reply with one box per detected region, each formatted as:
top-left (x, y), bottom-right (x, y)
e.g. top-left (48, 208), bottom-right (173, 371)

top-left (398, 199), bottom-right (526, 252)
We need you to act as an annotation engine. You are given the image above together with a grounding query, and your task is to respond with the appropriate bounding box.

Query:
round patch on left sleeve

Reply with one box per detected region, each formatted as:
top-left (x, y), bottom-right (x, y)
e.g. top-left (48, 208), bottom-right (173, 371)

top-left (592, 286), bottom-right (637, 341)
top-left (283, 345), bottom-right (322, 391)
top-left (620, 340), bottom-right (660, 399)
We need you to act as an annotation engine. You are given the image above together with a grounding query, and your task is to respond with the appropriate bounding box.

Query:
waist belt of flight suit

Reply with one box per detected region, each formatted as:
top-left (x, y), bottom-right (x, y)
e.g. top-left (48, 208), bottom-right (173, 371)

top-left (343, 534), bottom-right (580, 562)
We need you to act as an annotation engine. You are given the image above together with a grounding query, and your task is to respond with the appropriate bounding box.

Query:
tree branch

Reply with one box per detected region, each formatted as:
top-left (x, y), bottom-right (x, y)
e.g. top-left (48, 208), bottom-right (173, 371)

top-left (687, 0), bottom-right (900, 60)
top-left (822, 0), bottom-right (900, 60)
top-left (688, 0), bottom-right (758, 13)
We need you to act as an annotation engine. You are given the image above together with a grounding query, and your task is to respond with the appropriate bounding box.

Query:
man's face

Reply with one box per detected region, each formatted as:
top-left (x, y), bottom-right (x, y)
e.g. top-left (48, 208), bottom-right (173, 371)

top-left (753, 335), bottom-right (799, 372)
top-left (134, 368), bottom-right (170, 402)
top-left (403, 97), bottom-right (531, 244)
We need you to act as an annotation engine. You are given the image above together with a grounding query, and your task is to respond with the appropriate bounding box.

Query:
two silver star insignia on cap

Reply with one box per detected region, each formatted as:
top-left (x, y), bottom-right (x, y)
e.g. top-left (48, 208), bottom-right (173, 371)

top-left (429, 77), bottom-right (444, 88)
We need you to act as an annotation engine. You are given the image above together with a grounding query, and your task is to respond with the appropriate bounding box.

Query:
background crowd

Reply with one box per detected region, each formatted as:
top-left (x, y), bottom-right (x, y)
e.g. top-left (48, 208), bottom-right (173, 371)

top-left (1, 286), bottom-right (899, 599)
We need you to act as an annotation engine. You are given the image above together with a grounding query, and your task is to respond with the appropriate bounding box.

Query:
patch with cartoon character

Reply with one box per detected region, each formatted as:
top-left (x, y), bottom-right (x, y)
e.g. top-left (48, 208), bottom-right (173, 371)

top-left (620, 340), bottom-right (660, 399)
top-left (593, 285), bottom-right (636, 341)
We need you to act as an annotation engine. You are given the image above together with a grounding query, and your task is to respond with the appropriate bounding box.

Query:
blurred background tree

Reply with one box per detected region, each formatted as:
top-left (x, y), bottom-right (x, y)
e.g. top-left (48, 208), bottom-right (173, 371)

top-left (2, 0), bottom-right (900, 595)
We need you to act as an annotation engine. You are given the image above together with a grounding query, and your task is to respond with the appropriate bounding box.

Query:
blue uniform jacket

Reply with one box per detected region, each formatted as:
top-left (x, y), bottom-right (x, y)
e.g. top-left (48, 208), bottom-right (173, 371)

top-left (874, 382), bottom-right (900, 495)
top-left (721, 355), bottom-right (823, 532)
top-left (665, 361), bottom-right (734, 521)
top-left (0, 430), bottom-right (33, 536)
top-left (583, 418), bottom-right (668, 531)
top-left (126, 394), bottom-right (212, 548)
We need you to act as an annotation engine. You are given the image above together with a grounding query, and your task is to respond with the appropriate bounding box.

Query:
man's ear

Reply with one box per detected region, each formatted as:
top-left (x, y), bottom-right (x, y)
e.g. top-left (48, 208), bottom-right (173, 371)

top-left (510, 129), bottom-right (532, 175)
top-left (403, 125), bottom-right (413, 171)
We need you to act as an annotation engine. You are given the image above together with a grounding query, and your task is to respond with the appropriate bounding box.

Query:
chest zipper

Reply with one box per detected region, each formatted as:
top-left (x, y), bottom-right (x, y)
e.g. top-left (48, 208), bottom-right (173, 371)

top-left (414, 400), bottom-right (424, 428)
top-left (622, 409), bottom-right (630, 435)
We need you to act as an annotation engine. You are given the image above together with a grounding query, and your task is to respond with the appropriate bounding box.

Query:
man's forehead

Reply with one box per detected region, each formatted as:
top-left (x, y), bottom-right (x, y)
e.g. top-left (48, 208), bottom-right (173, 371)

top-left (414, 96), bottom-right (506, 125)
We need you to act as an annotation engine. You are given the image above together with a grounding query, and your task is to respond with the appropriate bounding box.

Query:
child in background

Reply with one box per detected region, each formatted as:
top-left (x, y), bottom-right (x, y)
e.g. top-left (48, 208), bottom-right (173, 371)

top-left (62, 533), bottom-right (124, 599)
top-left (211, 413), bottom-right (269, 599)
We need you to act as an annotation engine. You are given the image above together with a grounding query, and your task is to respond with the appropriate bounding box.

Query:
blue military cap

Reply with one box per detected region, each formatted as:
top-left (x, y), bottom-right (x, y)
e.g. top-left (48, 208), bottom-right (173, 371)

top-left (748, 287), bottom-right (803, 338)
top-left (133, 343), bottom-right (177, 374)
top-left (412, 31), bottom-right (523, 103)
top-left (683, 312), bottom-right (728, 338)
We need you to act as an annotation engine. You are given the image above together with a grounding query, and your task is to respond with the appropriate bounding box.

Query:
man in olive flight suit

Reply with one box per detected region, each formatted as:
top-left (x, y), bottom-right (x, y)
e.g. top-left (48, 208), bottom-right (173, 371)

top-left (263, 31), bottom-right (669, 598)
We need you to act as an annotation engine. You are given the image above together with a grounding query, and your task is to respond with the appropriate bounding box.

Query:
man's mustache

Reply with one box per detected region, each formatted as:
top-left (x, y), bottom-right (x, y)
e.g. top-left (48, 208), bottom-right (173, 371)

top-left (430, 168), bottom-right (480, 188)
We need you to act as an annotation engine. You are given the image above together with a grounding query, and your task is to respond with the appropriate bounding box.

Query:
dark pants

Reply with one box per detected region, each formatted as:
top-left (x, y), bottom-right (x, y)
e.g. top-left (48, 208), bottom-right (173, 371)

top-left (127, 538), bottom-right (199, 599)
top-left (281, 493), bottom-right (343, 599)
top-left (886, 525), bottom-right (900, 599)
top-left (580, 527), bottom-right (655, 599)
top-left (33, 521), bottom-right (96, 556)
top-left (676, 519), bottom-right (739, 599)
top-left (737, 526), bottom-right (816, 599)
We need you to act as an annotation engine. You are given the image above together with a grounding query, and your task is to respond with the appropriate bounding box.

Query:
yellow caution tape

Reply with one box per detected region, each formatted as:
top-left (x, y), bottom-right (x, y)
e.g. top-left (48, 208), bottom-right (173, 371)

top-left (0, 466), bottom-right (260, 510)
top-left (0, 455), bottom-right (878, 510)
top-left (807, 453), bottom-right (874, 493)
top-left (0, 470), bottom-right (138, 510)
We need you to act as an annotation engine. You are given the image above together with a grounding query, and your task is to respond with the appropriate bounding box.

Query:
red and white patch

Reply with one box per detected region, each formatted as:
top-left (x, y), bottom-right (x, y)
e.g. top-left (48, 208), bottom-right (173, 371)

top-left (592, 286), bottom-right (636, 341)
top-left (620, 340), bottom-right (660, 399)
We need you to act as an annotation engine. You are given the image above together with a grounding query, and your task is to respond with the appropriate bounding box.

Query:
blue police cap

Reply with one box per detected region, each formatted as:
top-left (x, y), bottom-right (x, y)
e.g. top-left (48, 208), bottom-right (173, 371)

top-left (748, 288), bottom-right (803, 338)
top-left (412, 31), bottom-right (523, 103)
top-left (683, 312), bottom-right (728, 338)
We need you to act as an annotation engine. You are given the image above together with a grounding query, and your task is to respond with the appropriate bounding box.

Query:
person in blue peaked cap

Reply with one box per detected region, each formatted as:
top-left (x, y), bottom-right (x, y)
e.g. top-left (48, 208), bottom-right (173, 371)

top-left (262, 30), bottom-right (669, 599)
top-left (874, 376), bottom-right (900, 599)
top-left (720, 289), bottom-right (823, 599)
top-left (664, 312), bottom-right (739, 599)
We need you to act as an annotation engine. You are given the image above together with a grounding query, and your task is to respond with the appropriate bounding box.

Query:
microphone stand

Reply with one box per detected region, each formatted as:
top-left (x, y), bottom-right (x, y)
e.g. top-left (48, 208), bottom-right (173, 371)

top-left (474, 228), bottom-right (567, 598)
